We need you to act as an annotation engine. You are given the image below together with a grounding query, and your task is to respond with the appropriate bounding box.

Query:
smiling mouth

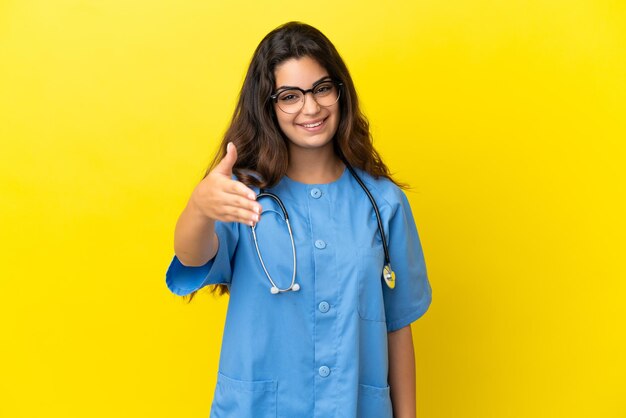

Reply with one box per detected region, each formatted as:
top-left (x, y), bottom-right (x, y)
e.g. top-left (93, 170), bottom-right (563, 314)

top-left (298, 117), bottom-right (327, 129)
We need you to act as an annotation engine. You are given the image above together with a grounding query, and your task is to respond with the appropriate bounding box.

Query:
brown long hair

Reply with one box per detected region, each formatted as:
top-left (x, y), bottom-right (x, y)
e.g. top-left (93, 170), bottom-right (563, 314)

top-left (185, 21), bottom-right (402, 302)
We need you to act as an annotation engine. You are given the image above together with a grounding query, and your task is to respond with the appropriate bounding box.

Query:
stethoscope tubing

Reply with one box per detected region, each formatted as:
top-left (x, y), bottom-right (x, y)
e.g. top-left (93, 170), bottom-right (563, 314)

top-left (251, 192), bottom-right (298, 294)
top-left (341, 159), bottom-right (391, 267)
top-left (251, 160), bottom-right (395, 294)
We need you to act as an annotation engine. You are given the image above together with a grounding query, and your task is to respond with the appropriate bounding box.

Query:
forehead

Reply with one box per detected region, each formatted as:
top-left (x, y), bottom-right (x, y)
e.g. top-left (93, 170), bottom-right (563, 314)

top-left (274, 56), bottom-right (329, 88)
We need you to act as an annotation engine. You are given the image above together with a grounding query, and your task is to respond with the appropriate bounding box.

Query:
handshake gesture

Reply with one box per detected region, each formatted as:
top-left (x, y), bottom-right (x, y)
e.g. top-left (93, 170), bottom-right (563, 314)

top-left (189, 142), bottom-right (262, 227)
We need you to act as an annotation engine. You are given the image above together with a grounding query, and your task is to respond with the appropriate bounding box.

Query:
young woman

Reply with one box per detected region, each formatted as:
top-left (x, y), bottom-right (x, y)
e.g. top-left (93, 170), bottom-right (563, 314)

top-left (166, 21), bottom-right (432, 418)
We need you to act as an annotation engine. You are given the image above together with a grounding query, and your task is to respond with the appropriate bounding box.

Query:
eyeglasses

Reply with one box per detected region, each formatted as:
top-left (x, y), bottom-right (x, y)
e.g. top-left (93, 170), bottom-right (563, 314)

top-left (270, 79), bottom-right (343, 114)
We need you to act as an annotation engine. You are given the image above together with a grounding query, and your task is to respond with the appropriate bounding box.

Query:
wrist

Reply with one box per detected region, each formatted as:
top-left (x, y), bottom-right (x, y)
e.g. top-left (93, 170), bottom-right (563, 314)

top-left (187, 194), bottom-right (209, 220)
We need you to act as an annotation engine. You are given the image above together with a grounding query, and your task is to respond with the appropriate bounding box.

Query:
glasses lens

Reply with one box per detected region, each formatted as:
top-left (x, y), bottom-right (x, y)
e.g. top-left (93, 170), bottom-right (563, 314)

top-left (276, 90), bottom-right (304, 114)
top-left (313, 82), bottom-right (339, 106)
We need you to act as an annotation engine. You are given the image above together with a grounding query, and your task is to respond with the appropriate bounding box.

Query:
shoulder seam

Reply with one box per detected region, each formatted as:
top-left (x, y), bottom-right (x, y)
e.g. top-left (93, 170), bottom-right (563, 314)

top-left (356, 170), bottom-right (402, 213)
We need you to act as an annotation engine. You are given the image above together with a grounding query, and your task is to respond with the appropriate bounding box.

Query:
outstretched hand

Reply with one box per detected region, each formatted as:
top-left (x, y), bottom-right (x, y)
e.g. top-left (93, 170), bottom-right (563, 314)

top-left (189, 142), bottom-right (261, 226)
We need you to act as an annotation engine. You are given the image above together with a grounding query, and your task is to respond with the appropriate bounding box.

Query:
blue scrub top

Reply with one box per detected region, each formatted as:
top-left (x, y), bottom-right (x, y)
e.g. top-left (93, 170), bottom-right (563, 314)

top-left (166, 168), bottom-right (432, 418)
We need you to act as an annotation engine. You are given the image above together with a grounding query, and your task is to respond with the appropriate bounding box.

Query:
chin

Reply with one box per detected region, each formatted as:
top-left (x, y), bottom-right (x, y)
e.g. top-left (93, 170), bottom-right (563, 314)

top-left (288, 135), bottom-right (335, 150)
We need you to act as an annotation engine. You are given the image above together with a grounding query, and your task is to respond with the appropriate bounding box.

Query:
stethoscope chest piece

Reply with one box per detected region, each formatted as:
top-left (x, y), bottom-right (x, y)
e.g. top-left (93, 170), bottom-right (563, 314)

top-left (383, 264), bottom-right (396, 289)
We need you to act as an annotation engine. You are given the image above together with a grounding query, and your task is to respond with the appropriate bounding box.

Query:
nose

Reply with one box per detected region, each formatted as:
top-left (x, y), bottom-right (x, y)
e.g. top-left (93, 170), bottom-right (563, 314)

top-left (301, 92), bottom-right (321, 115)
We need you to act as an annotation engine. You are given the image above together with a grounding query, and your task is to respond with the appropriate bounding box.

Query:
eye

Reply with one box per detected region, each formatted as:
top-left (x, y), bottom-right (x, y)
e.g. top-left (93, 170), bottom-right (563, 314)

top-left (278, 91), bottom-right (301, 103)
top-left (314, 82), bottom-right (334, 96)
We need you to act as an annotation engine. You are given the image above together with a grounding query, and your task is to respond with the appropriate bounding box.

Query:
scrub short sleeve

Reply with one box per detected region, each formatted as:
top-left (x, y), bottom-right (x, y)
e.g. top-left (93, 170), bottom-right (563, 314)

top-left (383, 190), bottom-right (432, 332)
top-left (165, 220), bottom-right (239, 296)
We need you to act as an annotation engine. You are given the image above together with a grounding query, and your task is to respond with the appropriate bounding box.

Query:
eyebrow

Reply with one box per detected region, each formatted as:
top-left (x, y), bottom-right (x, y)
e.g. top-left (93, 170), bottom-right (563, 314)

top-left (275, 76), bottom-right (331, 91)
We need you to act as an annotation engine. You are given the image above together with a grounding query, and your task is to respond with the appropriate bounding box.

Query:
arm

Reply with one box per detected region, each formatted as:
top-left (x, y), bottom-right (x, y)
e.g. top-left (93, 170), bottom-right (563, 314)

top-left (173, 142), bottom-right (260, 267)
top-left (174, 200), bottom-right (219, 266)
top-left (388, 325), bottom-right (416, 418)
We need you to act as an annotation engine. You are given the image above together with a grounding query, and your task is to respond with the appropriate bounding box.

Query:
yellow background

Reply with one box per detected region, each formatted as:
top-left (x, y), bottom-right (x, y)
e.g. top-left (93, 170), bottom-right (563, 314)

top-left (1, 0), bottom-right (625, 417)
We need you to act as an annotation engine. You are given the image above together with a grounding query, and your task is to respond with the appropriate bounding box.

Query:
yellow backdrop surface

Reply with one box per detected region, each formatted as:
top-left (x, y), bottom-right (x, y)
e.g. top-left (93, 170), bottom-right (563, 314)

top-left (1, 0), bottom-right (625, 417)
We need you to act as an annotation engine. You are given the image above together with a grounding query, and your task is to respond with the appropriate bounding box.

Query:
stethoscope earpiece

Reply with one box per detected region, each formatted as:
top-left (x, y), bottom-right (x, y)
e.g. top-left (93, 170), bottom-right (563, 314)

top-left (269, 283), bottom-right (299, 294)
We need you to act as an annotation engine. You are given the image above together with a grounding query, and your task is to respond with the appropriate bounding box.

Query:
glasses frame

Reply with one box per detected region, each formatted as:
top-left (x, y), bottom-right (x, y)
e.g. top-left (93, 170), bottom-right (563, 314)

top-left (270, 79), bottom-right (343, 114)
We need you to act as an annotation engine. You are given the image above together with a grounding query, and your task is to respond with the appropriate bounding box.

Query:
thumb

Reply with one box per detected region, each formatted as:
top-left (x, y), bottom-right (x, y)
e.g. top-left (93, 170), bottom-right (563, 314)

top-left (214, 142), bottom-right (238, 177)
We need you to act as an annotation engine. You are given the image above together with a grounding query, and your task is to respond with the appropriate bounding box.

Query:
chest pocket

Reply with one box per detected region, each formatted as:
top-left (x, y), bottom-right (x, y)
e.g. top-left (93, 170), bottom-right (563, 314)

top-left (357, 247), bottom-right (386, 322)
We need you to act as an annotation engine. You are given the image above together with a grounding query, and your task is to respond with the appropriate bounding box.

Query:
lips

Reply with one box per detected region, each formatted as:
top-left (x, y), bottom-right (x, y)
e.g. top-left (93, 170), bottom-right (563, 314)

top-left (302, 120), bottom-right (323, 128)
top-left (297, 117), bottom-right (327, 130)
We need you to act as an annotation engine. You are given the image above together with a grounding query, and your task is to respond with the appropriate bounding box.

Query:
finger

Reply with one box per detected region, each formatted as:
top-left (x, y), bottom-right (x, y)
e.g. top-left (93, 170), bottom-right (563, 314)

top-left (227, 180), bottom-right (258, 202)
top-left (213, 142), bottom-right (238, 177)
top-left (220, 206), bottom-right (260, 225)
top-left (221, 193), bottom-right (262, 214)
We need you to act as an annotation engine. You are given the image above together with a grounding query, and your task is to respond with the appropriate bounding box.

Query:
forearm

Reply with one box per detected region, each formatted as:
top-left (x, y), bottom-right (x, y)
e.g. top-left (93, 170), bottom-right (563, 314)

top-left (388, 325), bottom-right (416, 418)
top-left (173, 200), bottom-right (218, 266)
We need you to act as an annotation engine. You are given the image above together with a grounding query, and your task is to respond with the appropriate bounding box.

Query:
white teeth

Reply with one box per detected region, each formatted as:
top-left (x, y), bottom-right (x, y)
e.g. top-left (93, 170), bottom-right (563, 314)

top-left (302, 120), bottom-right (323, 128)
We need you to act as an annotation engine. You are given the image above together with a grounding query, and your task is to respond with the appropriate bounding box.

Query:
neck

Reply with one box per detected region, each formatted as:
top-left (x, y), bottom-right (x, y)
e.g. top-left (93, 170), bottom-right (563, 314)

top-left (287, 144), bottom-right (344, 184)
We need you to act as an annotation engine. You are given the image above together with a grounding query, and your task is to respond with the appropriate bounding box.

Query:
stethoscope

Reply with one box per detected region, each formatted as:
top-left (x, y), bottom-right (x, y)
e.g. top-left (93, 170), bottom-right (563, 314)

top-left (251, 159), bottom-right (396, 295)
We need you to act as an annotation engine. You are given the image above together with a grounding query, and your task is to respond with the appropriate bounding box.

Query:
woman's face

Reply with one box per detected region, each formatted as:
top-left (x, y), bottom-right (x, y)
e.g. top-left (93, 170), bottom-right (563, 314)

top-left (272, 56), bottom-right (340, 153)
